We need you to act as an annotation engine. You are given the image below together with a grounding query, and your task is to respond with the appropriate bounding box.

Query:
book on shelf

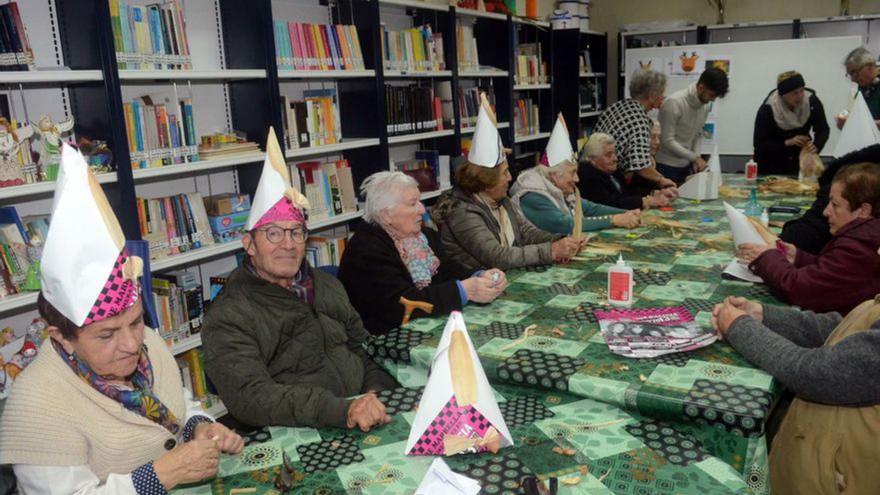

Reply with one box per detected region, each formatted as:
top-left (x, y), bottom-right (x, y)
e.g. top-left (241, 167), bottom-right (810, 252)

top-left (580, 49), bottom-right (593, 73)
top-left (380, 24), bottom-right (445, 72)
top-left (198, 131), bottom-right (260, 160)
top-left (152, 270), bottom-right (203, 345)
top-left (0, 206), bottom-right (44, 298)
top-left (177, 348), bottom-right (208, 398)
top-left (514, 98), bottom-right (540, 136)
top-left (124, 90), bottom-right (199, 169)
top-left (456, 24), bottom-right (479, 72)
top-left (137, 191), bottom-right (215, 261)
top-left (281, 88), bottom-right (343, 150)
top-left (515, 42), bottom-right (547, 85)
top-left (305, 231), bottom-right (349, 268)
top-left (294, 159), bottom-right (357, 223)
top-left (0, 2), bottom-right (34, 71)
top-left (208, 270), bottom-right (232, 302)
top-left (109, 0), bottom-right (192, 70)
top-left (274, 21), bottom-right (365, 72)
top-left (384, 85), bottom-right (443, 136)
top-left (394, 150), bottom-right (443, 193)
top-left (456, 85), bottom-right (496, 129)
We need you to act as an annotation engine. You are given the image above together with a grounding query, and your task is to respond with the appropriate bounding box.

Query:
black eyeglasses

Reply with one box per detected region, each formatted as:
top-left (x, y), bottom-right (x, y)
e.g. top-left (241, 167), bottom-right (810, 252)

top-left (253, 226), bottom-right (309, 244)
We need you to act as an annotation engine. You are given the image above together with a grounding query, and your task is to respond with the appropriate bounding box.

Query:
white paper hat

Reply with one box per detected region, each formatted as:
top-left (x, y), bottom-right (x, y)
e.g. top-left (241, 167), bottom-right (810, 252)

top-left (678, 145), bottom-right (721, 200)
top-left (467, 93), bottom-right (505, 168)
top-left (545, 113), bottom-right (576, 168)
top-left (246, 127), bottom-right (310, 231)
top-left (41, 144), bottom-right (142, 326)
top-left (406, 311), bottom-right (513, 456)
top-left (833, 92), bottom-right (880, 158)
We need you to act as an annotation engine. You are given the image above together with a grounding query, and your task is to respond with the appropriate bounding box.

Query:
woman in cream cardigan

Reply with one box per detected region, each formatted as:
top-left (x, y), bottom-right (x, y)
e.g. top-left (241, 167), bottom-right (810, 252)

top-left (0, 145), bottom-right (242, 494)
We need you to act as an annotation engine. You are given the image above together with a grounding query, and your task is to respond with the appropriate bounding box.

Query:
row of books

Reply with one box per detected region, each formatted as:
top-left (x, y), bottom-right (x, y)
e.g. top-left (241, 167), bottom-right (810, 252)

top-left (514, 98), bottom-right (540, 136)
top-left (385, 85), bottom-right (443, 137)
top-left (197, 131), bottom-right (260, 160)
top-left (456, 85), bottom-right (497, 129)
top-left (380, 24), bottom-right (445, 72)
top-left (274, 21), bottom-right (365, 72)
top-left (294, 160), bottom-right (357, 223)
top-left (456, 24), bottom-right (480, 72)
top-left (305, 233), bottom-right (348, 269)
top-left (177, 348), bottom-right (215, 399)
top-left (137, 192), bottom-right (215, 261)
top-left (0, 207), bottom-right (48, 298)
top-left (152, 270), bottom-right (204, 346)
top-left (124, 91), bottom-right (199, 169)
top-left (109, 0), bottom-right (192, 70)
top-left (580, 49), bottom-right (593, 73)
top-left (394, 149), bottom-right (445, 193)
top-left (514, 43), bottom-right (547, 85)
top-left (0, 3), bottom-right (33, 71)
top-left (281, 89), bottom-right (342, 150)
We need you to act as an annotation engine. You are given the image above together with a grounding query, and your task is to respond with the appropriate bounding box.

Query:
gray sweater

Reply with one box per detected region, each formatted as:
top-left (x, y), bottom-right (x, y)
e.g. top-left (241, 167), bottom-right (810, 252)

top-left (655, 83), bottom-right (710, 168)
top-left (726, 305), bottom-right (880, 406)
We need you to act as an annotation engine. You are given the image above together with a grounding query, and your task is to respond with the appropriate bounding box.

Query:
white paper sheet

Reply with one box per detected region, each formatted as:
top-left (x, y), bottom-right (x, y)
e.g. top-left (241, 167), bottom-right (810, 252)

top-left (723, 259), bottom-right (764, 283)
top-left (833, 91), bottom-right (880, 158)
top-left (415, 458), bottom-right (481, 495)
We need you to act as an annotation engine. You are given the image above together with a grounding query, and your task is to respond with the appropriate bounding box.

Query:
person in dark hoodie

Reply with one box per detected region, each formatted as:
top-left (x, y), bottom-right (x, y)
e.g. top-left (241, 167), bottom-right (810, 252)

top-left (736, 163), bottom-right (880, 316)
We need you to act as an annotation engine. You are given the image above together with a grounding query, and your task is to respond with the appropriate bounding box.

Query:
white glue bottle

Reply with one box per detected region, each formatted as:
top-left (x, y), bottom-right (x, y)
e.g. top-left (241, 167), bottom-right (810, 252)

top-left (608, 255), bottom-right (634, 307)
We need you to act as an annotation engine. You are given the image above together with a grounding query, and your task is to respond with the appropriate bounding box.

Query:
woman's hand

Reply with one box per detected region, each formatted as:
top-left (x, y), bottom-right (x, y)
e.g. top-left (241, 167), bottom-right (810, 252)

top-left (194, 422), bottom-right (243, 454)
top-left (462, 276), bottom-right (504, 303)
top-left (612, 210), bottom-right (642, 229)
top-left (711, 296), bottom-right (761, 338)
top-left (551, 237), bottom-right (581, 263)
top-left (648, 190), bottom-right (670, 208)
top-left (735, 243), bottom-right (773, 264)
top-left (777, 241), bottom-right (797, 264)
top-left (785, 135), bottom-right (810, 148)
top-left (480, 268), bottom-right (508, 290)
top-left (153, 438), bottom-right (221, 490)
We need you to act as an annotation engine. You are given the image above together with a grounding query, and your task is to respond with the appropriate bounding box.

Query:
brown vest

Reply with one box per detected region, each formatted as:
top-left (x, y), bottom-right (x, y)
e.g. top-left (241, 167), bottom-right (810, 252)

top-left (770, 296), bottom-right (880, 495)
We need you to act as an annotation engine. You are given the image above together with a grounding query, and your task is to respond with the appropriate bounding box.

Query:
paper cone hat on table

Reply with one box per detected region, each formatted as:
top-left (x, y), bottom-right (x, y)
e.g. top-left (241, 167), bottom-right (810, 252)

top-left (544, 113), bottom-right (576, 168)
top-left (721, 202), bottom-right (777, 283)
top-left (678, 145), bottom-right (722, 200)
top-left (246, 127), bottom-right (311, 231)
top-left (40, 144), bottom-right (142, 326)
top-left (405, 311), bottom-right (513, 456)
top-left (833, 92), bottom-right (880, 158)
top-left (467, 93), bottom-right (506, 168)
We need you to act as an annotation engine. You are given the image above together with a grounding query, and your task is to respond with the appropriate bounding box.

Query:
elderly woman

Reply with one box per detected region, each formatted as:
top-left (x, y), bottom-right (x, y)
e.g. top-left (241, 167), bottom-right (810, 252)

top-left (511, 115), bottom-right (641, 232)
top-left (339, 171), bottom-right (507, 335)
top-left (0, 145), bottom-right (242, 494)
top-left (579, 132), bottom-right (673, 211)
top-left (753, 70), bottom-right (829, 176)
top-left (712, 290), bottom-right (880, 495)
top-left (591, 69), bottom-right (678, 193)
top-left (737, 163), bottom-right (880, 315)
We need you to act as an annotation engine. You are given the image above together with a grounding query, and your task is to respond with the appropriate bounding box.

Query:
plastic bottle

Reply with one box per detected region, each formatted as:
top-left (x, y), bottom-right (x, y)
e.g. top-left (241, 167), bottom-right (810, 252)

top-left (760, 208), bottom-right (770, 227)
top-left (745, 157), bottom-right (758, 185)
top-left (745, 188), bottom-right (762, 218)
top-left (608, 255), bottom-right (634, 307)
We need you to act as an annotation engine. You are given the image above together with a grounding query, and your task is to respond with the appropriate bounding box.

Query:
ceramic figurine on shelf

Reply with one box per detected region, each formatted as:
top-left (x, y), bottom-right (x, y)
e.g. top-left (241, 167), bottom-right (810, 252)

top-left (0, 118), bottom-right (34, 188)
top-left (0, 327), bottom-right (13, 346)
top-left (21, 238), bottom-right (42, 292)
top-left (31, 115), bottom-right (74, 182)
top-left (78, 136), bottom-right (113, 175)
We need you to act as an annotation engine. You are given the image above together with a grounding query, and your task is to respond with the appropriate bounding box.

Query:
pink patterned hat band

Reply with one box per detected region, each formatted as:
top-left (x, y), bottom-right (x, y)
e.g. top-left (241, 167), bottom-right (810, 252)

top-left (252, 197), bottom-right (306, 230)
top-left (83, 249), bottom-right (140, 326)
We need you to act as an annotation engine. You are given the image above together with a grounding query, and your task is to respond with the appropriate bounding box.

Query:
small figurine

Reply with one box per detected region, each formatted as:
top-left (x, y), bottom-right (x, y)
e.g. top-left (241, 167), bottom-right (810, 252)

top-left (21, 238), bottom-right (42, 291)
top-left (0, 118), bottom-right (34, 187)
top-left (78, 137), bottom-right (113, 175)
top-left (0, 327), bottom-right (13, 346)
top-left (31, 115), bottom-right (74, 182)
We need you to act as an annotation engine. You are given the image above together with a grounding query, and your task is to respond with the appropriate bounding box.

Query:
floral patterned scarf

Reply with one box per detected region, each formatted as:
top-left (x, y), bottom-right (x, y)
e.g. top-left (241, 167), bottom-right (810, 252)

top-left (386, 228), bottom-right (440, 289)
top-left (52, 340), bottom-right (180, 435)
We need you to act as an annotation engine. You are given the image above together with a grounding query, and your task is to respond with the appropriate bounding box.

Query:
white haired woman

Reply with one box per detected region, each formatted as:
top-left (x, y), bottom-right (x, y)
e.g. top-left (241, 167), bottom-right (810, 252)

top-left (338, 171), bottom-right (507, 335)
top-left (510, 152), bottom-right (642, 232)
top-left (579, 132), bottom-right (673, 211)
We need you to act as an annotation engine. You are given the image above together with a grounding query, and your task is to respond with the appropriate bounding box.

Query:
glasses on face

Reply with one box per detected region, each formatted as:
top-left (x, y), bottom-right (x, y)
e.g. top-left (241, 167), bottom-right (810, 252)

top-left (846, 64), bottom-right (867, 80)
top-left (254, 226), bottom-right (309, 244)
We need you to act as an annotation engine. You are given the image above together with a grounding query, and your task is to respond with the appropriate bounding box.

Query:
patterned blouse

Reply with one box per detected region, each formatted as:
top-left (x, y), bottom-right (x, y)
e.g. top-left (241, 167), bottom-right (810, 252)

top-left (594, 99), bottom-right (654, 173)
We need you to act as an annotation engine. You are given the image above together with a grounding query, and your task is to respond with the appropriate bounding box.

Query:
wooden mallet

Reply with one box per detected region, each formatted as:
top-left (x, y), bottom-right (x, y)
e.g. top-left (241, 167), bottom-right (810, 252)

top-left (399, 297), bottom-right (434, 325)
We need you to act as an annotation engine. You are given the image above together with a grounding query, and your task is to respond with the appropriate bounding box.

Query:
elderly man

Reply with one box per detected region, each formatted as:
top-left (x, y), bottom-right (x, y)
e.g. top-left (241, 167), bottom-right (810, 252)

top-left (837, 47), bottom-right (880, 129)
top-left (202, 130), bottom-right (396, 432)
top-left (656, 68), bottom-right (729, 184)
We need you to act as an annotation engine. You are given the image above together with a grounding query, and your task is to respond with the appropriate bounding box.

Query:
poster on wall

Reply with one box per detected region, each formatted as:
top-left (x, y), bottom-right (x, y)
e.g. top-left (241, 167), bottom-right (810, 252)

top-left (672, 49), bottom-right (705, 76)
top-left (698, 121), bottom-right (717, 154)
top-left (705, 57), bottom-right (731, 75)
top-left (624, 56), bottom-right (666, 80)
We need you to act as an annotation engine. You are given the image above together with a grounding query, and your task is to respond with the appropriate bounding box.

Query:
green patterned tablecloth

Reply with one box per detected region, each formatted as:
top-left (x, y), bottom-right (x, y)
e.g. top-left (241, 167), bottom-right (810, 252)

top-left (362, 176), bottom-right (814, 495)
top-left (174, 383), bottom-right (754, 495)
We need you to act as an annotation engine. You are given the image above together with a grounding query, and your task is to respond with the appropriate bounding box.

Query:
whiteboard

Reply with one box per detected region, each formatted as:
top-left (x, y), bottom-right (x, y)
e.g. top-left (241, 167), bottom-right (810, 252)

top-left (625, 36), bottom-right (863, 155)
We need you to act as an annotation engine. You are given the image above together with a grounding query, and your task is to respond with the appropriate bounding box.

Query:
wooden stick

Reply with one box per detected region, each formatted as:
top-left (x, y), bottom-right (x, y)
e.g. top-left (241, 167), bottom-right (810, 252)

top-left (572, 195), bottom-right (583, 240)
top-left (399, 297), bottom-right (434, 325)
top-left (449, 330), bottom-right (477, 406)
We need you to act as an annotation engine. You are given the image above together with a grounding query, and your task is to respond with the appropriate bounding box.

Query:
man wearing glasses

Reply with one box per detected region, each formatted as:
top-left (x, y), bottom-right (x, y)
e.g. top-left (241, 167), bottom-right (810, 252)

top-left (202, 133), bottom-right (396, 434)
top-left (837, 47), bottom-right (880, 130)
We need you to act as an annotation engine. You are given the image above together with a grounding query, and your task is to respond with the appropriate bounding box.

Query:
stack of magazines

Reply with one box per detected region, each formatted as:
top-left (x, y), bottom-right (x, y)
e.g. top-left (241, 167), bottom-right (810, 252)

top-left (594, 307), bottom-right (717, 358)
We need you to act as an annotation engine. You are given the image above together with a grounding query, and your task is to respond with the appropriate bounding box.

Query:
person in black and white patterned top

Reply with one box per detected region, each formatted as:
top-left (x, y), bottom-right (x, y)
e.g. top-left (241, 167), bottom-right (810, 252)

top-left (587, 69), bottom-right (678, 196)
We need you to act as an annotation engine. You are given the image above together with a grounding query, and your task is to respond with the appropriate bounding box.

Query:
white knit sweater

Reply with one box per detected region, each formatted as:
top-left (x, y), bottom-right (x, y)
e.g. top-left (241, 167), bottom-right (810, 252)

top-left (0, 328), bottom-right (186, 482)
top-left (655, 83), bottom-right (711, 168)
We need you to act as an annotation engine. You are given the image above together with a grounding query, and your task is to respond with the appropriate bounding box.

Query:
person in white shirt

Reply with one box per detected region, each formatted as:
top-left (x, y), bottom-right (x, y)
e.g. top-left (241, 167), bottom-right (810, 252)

top-left (655, 68), bottom-right (729, 184)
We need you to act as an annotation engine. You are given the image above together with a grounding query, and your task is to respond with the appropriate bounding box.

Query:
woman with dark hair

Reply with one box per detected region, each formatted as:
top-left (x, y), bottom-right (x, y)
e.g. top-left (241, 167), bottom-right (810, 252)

top-left (435, 94), bottom-right (585, 272)
top-left (737, 163), bottom-right (880, 315)
top-left (753, 70), bottom-right (830, 176)
top-left (0, 145), bottom-right (242, 494)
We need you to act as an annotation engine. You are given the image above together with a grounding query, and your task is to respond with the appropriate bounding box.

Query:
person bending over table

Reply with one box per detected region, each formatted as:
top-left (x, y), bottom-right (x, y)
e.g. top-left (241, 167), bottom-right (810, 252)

top-left (339, 171), bottom-right (507, 335)
top-left (0, 145), bottom-right (243, 494)
top-left (737, 163), bottom-right (880, 316)
top-left (712, 290), bottom-right (880, 495)
top-left (753, 70), bottom-right (829, 176)
top-left (579, 132), bottom-right (674, 211)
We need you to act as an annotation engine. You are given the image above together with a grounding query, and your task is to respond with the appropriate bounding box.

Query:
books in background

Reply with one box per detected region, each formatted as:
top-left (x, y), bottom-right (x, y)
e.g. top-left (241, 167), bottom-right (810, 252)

top-left (208, 270), bottom-right (231, 301)
top-left (305, 230), bottom-right (348, 268)
top-left (385, 85), bottom-right (443, 136)
top-left (580, 49), bottom-right (593, 73)
top-left (294, 160), bottom-right (357, 223)
top-left (393, 150), bottom-right (445, 193)
top-left (109, 0), bottom-right (192, 70)
top-left (457, 85), bottom-right (496, 129)
top-left (0, 2), bottom-right (34, 71)
top-left (0, 206), bottom-right (30, 297)
top-left (281, 88), bottom-right (343, 150)
top-left (380, 24), bottom-right (445, 72)
top-left (594, 306), bottom-right (717, 358)
top-left (137, 192), bottom-right (215, 261)
top-left (456, 24), bottom-right (479, 72)
top-left (580, 79), bottom-right (598, 111)
top-left (177, 348), bottom-right (216, 399)
top-left (152, 270), bottom-right (203, 345)
top-left (273, 21), bottom-right (365, 71)
top-left (124, 90), bottom-right (199, 169)
top-left (198, 131), bottom-right (260, 160)
top-left (515, 42), bottom-right (547, 85)
top-left (514, 98), bottom-right (540, 136)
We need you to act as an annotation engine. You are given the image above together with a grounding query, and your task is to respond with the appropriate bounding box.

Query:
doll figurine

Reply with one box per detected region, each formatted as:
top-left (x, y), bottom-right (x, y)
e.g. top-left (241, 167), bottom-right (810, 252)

top-left (0, 118), bottom-right (34, 187)
top-left (31, 115), bottom-right (74, 182)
